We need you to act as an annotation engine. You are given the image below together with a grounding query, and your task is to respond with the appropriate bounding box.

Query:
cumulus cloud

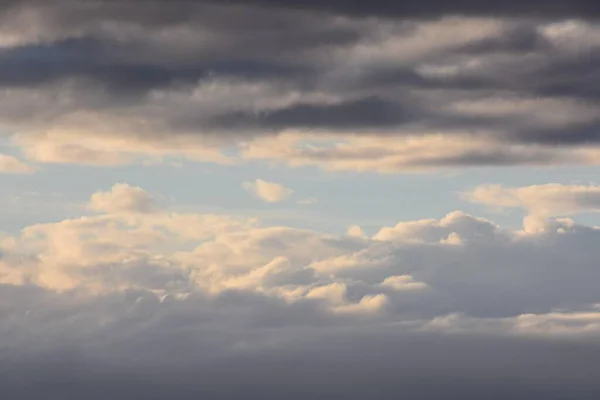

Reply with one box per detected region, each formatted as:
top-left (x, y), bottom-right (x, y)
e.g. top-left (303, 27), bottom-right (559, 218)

top-left (3, 183), bottom-right (600, 314)
top-left (0, 154), bottom-right (35, 174)
top-left (373, 210), bottom-right (499, 243)
top-left (89, 183), bottom-right (160, 214)
top-left (2, 184), bottom-right (600, 316)
top-left (347, 224), bottom-right (366, 237)
top-left (3, 184), bottom-right (600, 396)
top-left (467, 183), bottom-right (600, 216)
top-left (243, 179), bottom-right (292, 203)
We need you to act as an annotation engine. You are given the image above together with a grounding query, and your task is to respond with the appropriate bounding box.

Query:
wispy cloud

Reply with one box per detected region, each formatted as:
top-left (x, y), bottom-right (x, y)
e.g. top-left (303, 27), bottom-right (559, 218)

top-left (466, 183), bottom-right (600, 216)
top-left (0, 154), bottom-right (36, 174)
top-left (243, 179), bottom-right (293, 203)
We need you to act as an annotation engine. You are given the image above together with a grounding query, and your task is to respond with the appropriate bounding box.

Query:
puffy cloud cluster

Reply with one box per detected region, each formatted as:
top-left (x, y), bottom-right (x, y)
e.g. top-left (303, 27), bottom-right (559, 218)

top-left (0, 1), bottom-right (599, 172)
top-left (3, 182), bottom-right (600, 396)
top-left (0, 190), bottom-right (599, 315)
top-left (5, 183), bottom-right (600, 319)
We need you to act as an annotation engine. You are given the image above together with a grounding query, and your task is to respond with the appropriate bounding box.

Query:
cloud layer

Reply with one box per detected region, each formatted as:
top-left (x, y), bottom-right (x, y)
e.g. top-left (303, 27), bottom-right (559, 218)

top-left (467, 183), bottom-right (600, 216)
top-left (0, 2), bottom-right (599, 171)
top-left (3, 2), bottom-right (600, 397)
top-left (3, 183), bottom-right (600, 397)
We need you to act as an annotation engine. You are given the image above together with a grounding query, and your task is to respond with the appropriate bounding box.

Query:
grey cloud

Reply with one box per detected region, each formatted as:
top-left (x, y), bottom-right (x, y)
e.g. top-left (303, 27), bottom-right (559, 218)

top-left (0, 37), bottom-right (315, 96)
top-left (0, 1), bottom-right (600, 168)
top-left (514, 120), bottom-right (600, 145)
top-left (527, 53), bottom-right (600, 101)
top-left (413, 149), bottom-right (562, 167)
top-left (5, 0), bottom-right (600, 21)
top-left (212, 96), bottom-right (413, 131)
top-left (454, 23), bottom-right (552, 54)
top-left (0, 285), bottom-right (599, 399)
top-left (197, 0), bottom-right (600, 19)
top-left (3, 341), bottom-right (600, 399)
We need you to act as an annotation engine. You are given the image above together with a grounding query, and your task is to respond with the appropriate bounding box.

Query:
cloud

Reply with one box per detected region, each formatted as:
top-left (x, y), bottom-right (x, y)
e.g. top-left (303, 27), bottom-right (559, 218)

top-left (3, 183), bottom-right (600, 315)
top-left (213, 96), bottom-right (413, 131)
top-left (0, 154), bottom-right (35, 174)
top-left (243, 179), bottom-right (293, 203)
top-left (89, 183), bottom-right (160, 214)
top-left (0, 3), bottom-right (598, 172)
top-left (466, 183), bottom-right (600, 216)
top-left (380, 275), bottom-right (430, 291)
top-left (6, 184), bottom-right (256, 292)
top-left (297, 197), bottom-right (317, 205)
top-left (347, 225), bottom-right (366, 237)
top-left (4, 183), bottom-right (600, 396)
top-left (198, 0), bottom-right (600, 19)
top-left (4, 1), bottom-right (600, 394)
top-left (372, 210), bottom-right (500, 243)
top-left (241, 132), bottom-right (600, 173)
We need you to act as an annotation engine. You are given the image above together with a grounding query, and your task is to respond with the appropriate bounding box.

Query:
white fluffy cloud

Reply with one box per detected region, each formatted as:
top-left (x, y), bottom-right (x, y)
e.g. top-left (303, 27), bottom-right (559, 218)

top-left (243, 179), bottom-right (293, 203)
top-left (2, 183), bottom-right (600, 396)
top-left (88, 183), bottom-right (160, 214)
top-left (2, 183), bottom-right (600, 319)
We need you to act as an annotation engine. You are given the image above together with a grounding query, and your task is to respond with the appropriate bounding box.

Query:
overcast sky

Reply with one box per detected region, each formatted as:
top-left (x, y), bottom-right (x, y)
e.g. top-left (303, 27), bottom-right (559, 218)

top-left (2, 1), bottom-right (600, 398)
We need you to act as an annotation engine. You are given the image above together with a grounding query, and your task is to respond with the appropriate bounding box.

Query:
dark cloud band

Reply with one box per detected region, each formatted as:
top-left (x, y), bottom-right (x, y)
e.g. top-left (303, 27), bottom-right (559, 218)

top-left (1, 0), bottom-right (600, 167)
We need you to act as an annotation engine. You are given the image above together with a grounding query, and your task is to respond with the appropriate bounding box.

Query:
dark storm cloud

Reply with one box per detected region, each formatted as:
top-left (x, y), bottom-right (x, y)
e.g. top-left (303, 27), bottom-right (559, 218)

top-left (209, 95), bottom-right (515, 136)
top-left (1, 0), bottom-right (600, 165)
top-left (199, 0), bottom-right (600, 19)
top-left (514, 120), bottom-right (600, 145)
top-left (0, 38), bottom-right (200, 93)
top-left (255, 96), bottom-right (411, 129)
top-left (211, 96), bottom-right (414, 130)
top-left (0, 0), bottom-right (365, 53)
top-left (528, 53), bottom-right (600, 100)
top-left (7, 0), bottom-right (600, 20)
top-left (0, 37), bottom-right (314, 96)
top-left (454, 23), bottom-right (552, 54)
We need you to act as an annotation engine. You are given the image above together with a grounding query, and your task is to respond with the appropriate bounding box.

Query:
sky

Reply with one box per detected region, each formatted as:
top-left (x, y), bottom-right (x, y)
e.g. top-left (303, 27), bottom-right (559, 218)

top-left (2, 0), bottom-right (600, 398)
